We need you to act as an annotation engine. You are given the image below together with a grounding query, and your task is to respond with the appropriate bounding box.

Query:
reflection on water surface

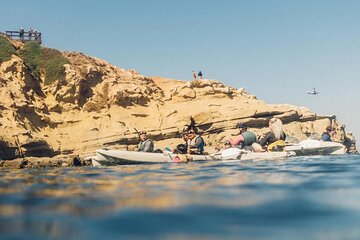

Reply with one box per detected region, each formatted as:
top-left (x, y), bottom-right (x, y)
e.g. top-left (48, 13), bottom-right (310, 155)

top-left (1, 155), bottom-right (360, 239)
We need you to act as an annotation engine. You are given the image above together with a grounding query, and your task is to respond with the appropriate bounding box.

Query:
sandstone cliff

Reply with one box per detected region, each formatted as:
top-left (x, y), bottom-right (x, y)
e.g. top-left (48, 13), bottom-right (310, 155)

top-left (0, 35), bottom-right (357, 160)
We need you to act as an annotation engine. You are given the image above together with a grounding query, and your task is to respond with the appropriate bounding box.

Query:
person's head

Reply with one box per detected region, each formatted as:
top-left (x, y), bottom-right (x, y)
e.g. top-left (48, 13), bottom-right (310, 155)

top-left (182, 131), bottom-right (189, 140)
top-left (187, 130), bottom-right (196, 140)
top-left (183, 125), bottom-right (190, 132)
top-left (326, 126), bottom-right (335, 136)
top-left (223, 140), bottom-right (231, 149)
top-left (182, 125), bottom-right (190, 139)
top-left (139, 131), bottom-right (147, 141)
top-left (269, 118), bottom-right (284, 139)
top-left (236, 122), bottom-right (248, 133)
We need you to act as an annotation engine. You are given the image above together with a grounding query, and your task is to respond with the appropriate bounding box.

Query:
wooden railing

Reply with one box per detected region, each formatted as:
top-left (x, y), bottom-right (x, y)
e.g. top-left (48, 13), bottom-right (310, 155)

top-left (5, 30), bottom-right (42, 44)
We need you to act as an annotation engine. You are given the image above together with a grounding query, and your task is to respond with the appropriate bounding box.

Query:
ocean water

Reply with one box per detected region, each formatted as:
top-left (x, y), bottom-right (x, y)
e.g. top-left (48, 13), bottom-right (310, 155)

top-left (0, 155), bottom-right (360, 240)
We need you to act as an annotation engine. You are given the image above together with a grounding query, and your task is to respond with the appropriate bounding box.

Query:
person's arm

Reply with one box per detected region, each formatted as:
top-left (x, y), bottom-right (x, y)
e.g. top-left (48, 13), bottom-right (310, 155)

top-left (228, 135), bottom-right (244, 146)
top-left (187, 139), bottom-right (192, 154)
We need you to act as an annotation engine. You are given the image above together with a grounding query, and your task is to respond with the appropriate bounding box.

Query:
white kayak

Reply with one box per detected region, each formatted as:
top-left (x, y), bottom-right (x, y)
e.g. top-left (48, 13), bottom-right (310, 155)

top-left (95, 149), bottom-right (218, 165)
top-left (93, 148), bottom-right (296, 166)
top-left (213, 148), bottom-right (296, 161)
top-left (285, 139), bottom-right (347, 156)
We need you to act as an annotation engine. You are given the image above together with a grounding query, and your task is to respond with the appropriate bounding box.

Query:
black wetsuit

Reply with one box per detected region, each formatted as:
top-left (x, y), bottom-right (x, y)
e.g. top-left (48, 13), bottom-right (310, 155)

top-left (259, 132), bottom-right (286, 147)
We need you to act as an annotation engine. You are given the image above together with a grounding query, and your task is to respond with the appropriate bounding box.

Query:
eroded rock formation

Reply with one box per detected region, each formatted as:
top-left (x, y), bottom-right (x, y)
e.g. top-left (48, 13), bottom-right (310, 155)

top-left (0, 36), bottom-right (357, 160)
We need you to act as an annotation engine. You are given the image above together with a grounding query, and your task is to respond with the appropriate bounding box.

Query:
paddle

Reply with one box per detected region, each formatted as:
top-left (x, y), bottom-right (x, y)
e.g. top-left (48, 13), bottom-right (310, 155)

top-left (134, 128), bottom-right (140, 136)
top-left (13, 134), bottom-right (26, 161)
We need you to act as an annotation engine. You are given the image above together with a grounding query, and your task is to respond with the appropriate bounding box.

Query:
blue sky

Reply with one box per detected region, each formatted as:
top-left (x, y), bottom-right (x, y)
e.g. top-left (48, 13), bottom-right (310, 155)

top-left (1, 0), bottom-right (359, 143)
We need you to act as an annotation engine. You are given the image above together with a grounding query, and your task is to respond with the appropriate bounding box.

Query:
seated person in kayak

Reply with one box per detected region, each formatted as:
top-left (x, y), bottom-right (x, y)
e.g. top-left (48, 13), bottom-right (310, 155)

top-left (227, 123), bottom-right (257, 150)
top-left (215, 140), bottom-right (232, 154)
top-left (174, 119), bottom-right (197, 154)
top-left (137, 131), bottom-right (154, 152)
top-left (186, 129), bottom-right (205, 155)
top-left (254, 118), bottom-right (286, 152)
top-left (321, 126), bottom-right (335, 142)
top-left (174, 129), bottom-right (189, 154)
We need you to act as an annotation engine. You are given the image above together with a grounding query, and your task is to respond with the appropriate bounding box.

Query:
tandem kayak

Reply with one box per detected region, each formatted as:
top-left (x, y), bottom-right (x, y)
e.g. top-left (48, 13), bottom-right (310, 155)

top-left (92, 148), bottom-right (296, 166)
top-left (95, 149), bottom-right (218, 165)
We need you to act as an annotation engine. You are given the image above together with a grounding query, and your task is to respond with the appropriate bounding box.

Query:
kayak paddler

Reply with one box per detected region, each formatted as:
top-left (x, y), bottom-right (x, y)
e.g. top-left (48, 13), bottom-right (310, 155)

top-left (137, 131), bottom-right (154, 152)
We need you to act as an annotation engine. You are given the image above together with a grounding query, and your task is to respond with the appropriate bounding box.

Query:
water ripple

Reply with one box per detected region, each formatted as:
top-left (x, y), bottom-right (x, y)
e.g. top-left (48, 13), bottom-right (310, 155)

top-left (0, 155), bottom-right (360, 239)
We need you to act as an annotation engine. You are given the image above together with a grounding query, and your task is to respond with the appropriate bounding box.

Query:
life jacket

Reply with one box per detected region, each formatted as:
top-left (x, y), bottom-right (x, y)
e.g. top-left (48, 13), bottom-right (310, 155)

top-left (138, 139), bottom-right (154, 152)
top-left (241, 131), bottom-right (257, 146)
top-left (267, 140), bottom-right (286, 152)
top-left (196, 135), bottom-right (205, 154)
top-left (188, 135), bottom-right (205, 154)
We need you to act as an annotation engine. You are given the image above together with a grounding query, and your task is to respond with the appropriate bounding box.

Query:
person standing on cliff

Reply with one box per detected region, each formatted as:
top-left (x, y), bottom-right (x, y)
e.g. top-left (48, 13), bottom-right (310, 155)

top-left (34, 29), bottom-right (39, 40)
top-left (137, 131), bottom-right (154, 152)
top-left (192, 71), bottom-right (197, 80)
top-left (28, 27), bottom-right (33, 40)
top-left (198, 71), bottom-right (203, 79)
top-left (19, 27), bottom-right (24, 40)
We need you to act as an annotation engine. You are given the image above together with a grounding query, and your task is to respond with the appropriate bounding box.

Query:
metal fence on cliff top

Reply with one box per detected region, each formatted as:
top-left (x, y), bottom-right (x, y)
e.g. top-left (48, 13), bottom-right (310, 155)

top-left (5, 30), bottom-right (42, 44)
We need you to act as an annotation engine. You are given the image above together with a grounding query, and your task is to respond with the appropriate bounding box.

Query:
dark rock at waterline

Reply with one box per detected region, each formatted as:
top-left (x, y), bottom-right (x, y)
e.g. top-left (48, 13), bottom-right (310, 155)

top-left (0, 155), bottom-right (93, 169)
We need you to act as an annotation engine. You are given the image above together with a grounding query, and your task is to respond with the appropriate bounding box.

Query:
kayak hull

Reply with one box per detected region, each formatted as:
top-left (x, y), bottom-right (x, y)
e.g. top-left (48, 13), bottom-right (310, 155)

top-left (95, 148), bottom-right (295, 166)
top-left (96, 149), bottom-right (217, 165)
top-left (214, 148), bottom-right (296, 160)
top-left (285, 140), bottom-right (347, 156)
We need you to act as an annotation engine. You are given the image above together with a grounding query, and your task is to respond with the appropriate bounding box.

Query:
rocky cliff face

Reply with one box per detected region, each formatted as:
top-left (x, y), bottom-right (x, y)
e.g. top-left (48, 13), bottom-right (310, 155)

top-left (0, 36), bottom-right (357, 159)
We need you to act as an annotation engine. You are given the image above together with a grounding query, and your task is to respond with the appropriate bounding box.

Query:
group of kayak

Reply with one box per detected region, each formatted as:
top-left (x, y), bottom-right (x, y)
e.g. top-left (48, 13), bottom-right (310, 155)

top-left (90, 117), bottom-right (346, 166)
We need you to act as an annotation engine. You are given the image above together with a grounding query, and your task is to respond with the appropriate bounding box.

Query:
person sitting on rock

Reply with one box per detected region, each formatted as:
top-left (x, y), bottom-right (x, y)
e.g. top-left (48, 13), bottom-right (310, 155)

top-left (321, 126), bottom-right (335, 142)
top-left (186, 129), bottom-right (205, 155)
top-left (137, 131), bottom-right (154, 152)
top-left (227, 123), bottom-right (257, 150)
top-left (254, 118), bottom-right (286, 152)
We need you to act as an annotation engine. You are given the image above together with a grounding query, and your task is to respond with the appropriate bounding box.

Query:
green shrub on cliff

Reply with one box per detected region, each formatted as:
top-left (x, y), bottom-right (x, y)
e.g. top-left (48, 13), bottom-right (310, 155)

top-left (18, 42), bottom-right (69, 85)
top-left (41, 48), bottom-right (69, 85)
top-left (0, 35), bottom-right (16, 63)
top-left (18, 41), bottom-right (41, 78)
